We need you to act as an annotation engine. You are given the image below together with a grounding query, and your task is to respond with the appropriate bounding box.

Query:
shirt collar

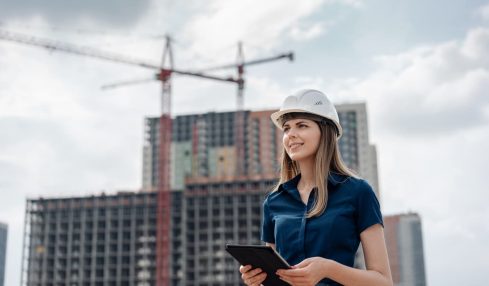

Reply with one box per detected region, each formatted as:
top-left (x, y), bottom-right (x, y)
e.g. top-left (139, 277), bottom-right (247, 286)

top-left (282, 173), bottom-right (302, 191)
top-left (281, 171), bottom-right (347, 193)
top-left (328, 172), bottom-right (348, 187)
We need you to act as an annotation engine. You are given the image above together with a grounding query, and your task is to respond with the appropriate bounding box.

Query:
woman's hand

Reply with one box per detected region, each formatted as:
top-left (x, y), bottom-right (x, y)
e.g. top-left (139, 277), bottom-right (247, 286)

top-left (240, 265), bottom-right (267, 286)
top-left (276, 257), bottom-right (329, 286)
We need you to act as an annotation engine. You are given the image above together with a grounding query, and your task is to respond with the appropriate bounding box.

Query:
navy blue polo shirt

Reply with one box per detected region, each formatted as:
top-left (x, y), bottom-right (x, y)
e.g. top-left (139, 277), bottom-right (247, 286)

top-left (261, 172), bottom-right (383, 285)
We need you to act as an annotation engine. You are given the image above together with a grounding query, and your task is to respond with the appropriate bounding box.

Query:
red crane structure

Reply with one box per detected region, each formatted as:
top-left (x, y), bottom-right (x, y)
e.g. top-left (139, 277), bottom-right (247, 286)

top-left (0, 28), bottom-right (293, 286)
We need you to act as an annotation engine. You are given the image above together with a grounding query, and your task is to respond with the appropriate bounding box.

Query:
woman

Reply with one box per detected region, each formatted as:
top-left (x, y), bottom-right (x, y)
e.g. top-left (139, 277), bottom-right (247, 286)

top-left (240, 89), bottom-right (392, 286)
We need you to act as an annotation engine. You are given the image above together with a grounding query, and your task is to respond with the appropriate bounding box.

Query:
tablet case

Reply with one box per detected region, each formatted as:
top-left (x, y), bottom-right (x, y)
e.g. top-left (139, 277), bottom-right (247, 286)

top-left (225, 244), bottom-right (291, 286)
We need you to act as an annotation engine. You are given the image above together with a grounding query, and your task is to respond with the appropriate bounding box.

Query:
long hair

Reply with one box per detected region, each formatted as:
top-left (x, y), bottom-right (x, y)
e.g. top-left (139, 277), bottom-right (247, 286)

top-left (273, 112), bottom-right (356, 218)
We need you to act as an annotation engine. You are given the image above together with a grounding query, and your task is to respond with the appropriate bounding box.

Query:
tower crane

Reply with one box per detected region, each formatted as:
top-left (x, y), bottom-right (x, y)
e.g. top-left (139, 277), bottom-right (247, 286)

top-left (0, 28), bottom-right (293, 286)
top-left (101, 40), bottom-right (294, 176)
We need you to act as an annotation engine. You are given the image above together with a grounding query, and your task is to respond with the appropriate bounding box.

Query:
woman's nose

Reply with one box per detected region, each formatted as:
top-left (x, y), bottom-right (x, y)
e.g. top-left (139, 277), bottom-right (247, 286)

top-left (286, 127), bottom-right (298, 137)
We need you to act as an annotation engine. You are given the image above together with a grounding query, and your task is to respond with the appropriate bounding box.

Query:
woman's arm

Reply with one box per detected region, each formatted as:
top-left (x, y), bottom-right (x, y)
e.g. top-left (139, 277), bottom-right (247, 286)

top-left (277, 224), bottom-right (393, 286)
top-left (325, 224), bottom-right (392, 286)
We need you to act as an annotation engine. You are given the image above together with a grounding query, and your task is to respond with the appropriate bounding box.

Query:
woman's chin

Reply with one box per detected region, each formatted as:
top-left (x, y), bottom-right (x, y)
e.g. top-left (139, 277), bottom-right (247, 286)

top-left (288, 153), bottom-right (304, 162)
top-left (288, 152), bottom-right (315, 163)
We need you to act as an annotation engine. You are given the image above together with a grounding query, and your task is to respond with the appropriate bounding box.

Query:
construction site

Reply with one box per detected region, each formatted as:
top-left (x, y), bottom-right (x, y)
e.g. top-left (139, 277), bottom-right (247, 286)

top-left (1, 29), bottom-right (390, 286)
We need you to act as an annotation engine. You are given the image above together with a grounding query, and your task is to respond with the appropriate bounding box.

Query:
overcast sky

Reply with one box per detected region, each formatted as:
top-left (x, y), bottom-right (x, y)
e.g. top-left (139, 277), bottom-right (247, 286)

top-left (1, 0), bottom-right (489, 285)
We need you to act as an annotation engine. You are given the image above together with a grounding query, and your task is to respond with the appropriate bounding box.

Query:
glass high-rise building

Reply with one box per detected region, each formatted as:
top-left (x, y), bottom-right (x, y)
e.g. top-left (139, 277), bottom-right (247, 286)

top-left (0, 222), bottom-right (7, 286)
top-left (384, 213), bottom-right (427, 286)
top-left (336, 103), bottom-right (379, 198)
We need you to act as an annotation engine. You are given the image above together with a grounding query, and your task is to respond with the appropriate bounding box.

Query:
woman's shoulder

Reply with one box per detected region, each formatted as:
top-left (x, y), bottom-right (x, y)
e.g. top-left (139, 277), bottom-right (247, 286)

top-left (345, 178), bottom-right (379, 207)
top-left (332, 173), bottom-right (375, 196)
top-left (346, 176), bottom-right (372, 189)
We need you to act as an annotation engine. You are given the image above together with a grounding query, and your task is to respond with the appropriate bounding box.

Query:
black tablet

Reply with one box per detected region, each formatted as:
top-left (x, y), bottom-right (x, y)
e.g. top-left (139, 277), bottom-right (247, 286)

top-left (225, 244), bottom-right (291, 286)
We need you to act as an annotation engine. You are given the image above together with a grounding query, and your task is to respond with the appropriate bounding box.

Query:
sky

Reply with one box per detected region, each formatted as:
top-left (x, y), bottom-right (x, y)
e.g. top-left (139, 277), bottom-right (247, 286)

top-left (1, 0), bottom-right (489, 285)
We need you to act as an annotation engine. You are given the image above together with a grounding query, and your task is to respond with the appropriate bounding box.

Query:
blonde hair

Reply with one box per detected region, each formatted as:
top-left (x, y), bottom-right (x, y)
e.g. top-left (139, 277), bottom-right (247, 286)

top-left (273, 112), bottom-right (356, 218)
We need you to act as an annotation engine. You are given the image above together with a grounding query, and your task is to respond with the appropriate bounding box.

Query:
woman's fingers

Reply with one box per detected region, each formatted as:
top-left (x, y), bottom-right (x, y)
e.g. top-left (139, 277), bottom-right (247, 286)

top-left (244, 267), bottom-right (263, 278)
top-left (240, 266), bottom-right (267, 285)
top-left (239, 265), bottom-right (252, 274)
top-left (246, 271), bottom-right (267, 286)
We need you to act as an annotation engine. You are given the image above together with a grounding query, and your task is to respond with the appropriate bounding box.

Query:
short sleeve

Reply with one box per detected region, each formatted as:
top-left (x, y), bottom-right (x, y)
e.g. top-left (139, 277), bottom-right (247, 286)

top-left (356, 181), bottom-right (383, 234)
top-left (261, 196), bottom-right (275, 243)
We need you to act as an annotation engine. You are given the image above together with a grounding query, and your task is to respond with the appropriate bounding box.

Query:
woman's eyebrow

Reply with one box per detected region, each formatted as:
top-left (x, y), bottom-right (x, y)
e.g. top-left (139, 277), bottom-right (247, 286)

top-left (282, 120), bottom-right (308, 127)
top-left (292, 120), bottom-right (307, 125)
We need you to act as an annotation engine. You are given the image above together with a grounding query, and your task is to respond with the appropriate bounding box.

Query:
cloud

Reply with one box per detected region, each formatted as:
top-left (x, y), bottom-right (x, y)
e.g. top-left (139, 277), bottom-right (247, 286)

top-left (181, 0), bottom-right (326, 60)
top-left (331, 27), bottom-right (489, 137)
top-left (290, 22), bottom-right (326, 41)
top-left (246, 76), bottom-right (290, 109)
top-left (0, 117), bottom-right (142, 194)
top-left (475, 3), bottom-right (489, 21)
top-left (0, 0), bottom-right (151, 28)
top-left (328, 0), bottom-right (364, 9)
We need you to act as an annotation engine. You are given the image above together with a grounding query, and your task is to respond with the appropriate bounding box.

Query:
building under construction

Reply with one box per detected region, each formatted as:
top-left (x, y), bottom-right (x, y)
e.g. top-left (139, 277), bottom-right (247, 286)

top-left (22, 104), bottom-right (380, 286)
top-left (22, 192), bottom-right (165, 286)
top-left (143, 104), bottom-right (379, 195)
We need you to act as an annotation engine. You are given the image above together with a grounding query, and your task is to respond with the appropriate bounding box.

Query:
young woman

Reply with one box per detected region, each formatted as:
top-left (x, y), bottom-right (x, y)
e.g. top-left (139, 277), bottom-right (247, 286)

top-left (240, 89), bottom-right (392, 286)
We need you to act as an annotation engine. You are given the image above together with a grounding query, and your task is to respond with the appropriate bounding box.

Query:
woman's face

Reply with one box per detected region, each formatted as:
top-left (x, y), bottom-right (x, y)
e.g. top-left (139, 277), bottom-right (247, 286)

top-left (282, 118), bottom-right (321, 162)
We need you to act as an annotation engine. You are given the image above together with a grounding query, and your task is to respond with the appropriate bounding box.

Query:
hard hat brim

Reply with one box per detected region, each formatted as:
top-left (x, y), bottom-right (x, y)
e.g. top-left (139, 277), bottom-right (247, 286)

top-left (270, 108), bottom-right (343, 139)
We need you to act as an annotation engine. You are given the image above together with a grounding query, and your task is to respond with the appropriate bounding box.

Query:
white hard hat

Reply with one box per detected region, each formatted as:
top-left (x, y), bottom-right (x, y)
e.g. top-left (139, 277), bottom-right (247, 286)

top-left (271, 89), bottom-right (342, 138)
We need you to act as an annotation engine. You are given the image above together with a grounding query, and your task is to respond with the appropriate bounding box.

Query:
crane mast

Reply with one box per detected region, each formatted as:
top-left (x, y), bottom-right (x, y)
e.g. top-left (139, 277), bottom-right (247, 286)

top-left (236, 42), bottom-right (246, 176)
top-left (157, 36), bottom-right (173, 286)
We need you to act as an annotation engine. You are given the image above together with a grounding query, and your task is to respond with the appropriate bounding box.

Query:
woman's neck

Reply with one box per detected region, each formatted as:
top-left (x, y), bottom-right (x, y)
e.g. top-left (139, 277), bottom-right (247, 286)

top-left (298, 158), bottom-right (315, 189)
